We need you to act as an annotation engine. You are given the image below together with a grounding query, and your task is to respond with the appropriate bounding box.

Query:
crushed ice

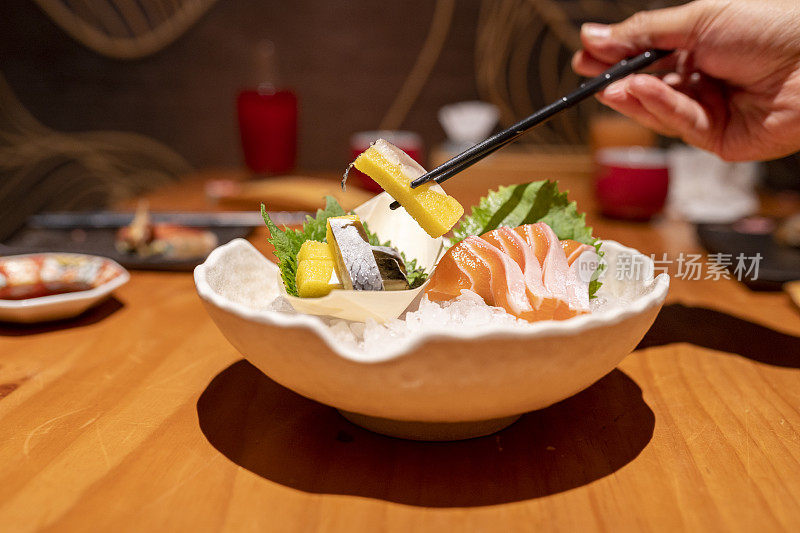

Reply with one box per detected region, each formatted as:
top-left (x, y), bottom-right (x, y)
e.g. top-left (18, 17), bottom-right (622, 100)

top-left (267, 290), bottom-right (541, 355)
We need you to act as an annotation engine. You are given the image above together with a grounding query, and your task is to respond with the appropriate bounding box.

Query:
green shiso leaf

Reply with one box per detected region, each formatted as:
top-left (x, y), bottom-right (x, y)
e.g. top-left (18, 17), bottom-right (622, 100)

top-left (262, 196), bottom-right (346, 297)
top-left (451, 180), bottom-right (604, 298)
top-left (262, 196), bottom-right (427, 296)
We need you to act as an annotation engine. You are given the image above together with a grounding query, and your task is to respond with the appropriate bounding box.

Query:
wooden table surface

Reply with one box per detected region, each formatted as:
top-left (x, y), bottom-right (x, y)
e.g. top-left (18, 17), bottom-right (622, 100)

top-left (1, 169), bottom-right (800, 532)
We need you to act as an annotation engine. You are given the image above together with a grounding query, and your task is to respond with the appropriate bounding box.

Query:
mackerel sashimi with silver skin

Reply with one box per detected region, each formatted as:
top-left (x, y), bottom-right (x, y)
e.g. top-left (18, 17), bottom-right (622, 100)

top-left (327, 217), bottom-right (384, 291)
top-left (424, 222), bottom-right (598, 322)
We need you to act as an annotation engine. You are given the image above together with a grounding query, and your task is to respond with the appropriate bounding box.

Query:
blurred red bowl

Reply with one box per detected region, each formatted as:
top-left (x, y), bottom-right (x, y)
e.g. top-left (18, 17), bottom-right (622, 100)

top-left (595, 147), bottom-right (669, 220)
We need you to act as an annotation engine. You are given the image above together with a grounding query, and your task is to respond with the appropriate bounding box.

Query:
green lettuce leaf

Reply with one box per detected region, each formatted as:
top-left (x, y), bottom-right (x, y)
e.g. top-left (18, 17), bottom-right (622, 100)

top-left (451, 180), bottom-right (604, 297)
top-left (262, 196), bottom-right (427, 296)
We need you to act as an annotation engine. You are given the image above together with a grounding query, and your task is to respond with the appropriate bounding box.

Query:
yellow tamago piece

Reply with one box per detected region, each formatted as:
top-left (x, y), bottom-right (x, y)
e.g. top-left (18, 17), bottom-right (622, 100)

top-left (353, 139), bottom-right (464, 238)
top-left (298, 240), bottom-right (333, 263)
top-left (296, 259), bottom-right (340, 298)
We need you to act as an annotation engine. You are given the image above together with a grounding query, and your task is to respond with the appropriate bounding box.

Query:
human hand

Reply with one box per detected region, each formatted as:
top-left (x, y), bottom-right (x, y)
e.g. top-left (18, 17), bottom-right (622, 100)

top-left (573, 0), bottom-right (800, 161)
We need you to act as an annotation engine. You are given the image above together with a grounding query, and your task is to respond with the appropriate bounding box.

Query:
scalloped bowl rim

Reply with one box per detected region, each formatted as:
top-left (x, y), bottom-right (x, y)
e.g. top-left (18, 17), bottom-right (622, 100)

top-left (195, 238), bottom-right (670, 363)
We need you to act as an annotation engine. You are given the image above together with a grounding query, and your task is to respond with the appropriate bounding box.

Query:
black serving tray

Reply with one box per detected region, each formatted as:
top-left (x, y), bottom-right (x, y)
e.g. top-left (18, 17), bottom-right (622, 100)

top-left (0, 226), bottom-right (252, 271)
top-left (696, 222), bottom-right (800, 290)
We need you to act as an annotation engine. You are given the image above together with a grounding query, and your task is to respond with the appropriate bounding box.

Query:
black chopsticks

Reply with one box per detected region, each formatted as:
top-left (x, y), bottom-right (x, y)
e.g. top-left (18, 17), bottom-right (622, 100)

top-left (388, 48), bottom-right (673, 210)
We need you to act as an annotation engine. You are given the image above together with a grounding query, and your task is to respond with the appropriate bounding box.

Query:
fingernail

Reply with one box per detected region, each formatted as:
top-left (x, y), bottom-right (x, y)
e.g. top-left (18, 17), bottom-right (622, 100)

top-left (582, 23), bottom-right (611, 40)
top-left (662, 73), bottom-right (682, 86)
top-left (603, 80), bottom-right (626, 98)
top-left (629, 74), bottom-right (658, 95)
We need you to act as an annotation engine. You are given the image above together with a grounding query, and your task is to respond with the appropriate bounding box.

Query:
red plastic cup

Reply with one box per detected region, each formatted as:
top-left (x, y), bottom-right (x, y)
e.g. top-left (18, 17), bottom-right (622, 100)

top-left (595, 147), bottom-right (669, 220)
top-left (348, 131), bottom-right (424, 192)
top-left (237, 88), bottom-right (297, 175)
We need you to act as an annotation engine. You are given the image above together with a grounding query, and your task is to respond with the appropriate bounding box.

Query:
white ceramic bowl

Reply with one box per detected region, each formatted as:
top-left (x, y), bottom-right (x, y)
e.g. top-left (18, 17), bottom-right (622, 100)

top-left (438, 101), bottom-right (500, 145)
top-left (195, 238), bottom-right (669, 440)
top-left (0, 253), bottom-right (129, 323)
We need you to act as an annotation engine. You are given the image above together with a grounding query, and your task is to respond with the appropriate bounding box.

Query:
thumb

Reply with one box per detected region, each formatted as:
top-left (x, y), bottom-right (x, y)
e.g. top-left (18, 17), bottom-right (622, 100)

top-left (581, 1), bottom-right (710, 64)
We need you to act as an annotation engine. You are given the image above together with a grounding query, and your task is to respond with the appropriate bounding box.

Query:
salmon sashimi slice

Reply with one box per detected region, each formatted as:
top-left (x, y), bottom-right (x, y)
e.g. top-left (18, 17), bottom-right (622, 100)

top-left (562, 239), bottom-right (599, 307)
top-left (514, 223), bottom-right (578, 317)
top-left (425, 223), bottom-right (597, 323)
top-left (425, 236), bottom-right (492, 304)
top-left (526, 223), bottom-right (594, 315)
top-left (481, 227), bottom-right (554, 314)
top-left (426, 236), bottom-right (533, 317)
top-left (562, 240), bottom-right (595, 266)
top-left (465, 236), bottom-right (535, 318)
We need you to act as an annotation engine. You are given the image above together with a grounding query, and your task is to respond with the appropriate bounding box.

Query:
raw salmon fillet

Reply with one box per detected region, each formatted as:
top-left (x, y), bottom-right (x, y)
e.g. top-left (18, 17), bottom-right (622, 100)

top-left (425, 223), bottom-right (598, 322)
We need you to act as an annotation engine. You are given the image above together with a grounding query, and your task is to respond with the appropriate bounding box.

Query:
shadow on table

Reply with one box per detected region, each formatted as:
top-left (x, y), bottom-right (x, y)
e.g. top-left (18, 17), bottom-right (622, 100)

top-left (0, 297), bottom-right (123, 337)
top-left (636, 304), bottom-right (800, 368)
top-left (197, 362), bottom-right (654, 507)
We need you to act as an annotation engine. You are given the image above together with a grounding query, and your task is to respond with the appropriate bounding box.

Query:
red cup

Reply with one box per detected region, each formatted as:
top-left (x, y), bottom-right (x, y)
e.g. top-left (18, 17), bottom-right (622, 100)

top-left (348, 131), bottom-right (424, 192)
top-left (237, 88), bottom-right (297, 175)
top-left (595, 147), bottom-right (669, 220)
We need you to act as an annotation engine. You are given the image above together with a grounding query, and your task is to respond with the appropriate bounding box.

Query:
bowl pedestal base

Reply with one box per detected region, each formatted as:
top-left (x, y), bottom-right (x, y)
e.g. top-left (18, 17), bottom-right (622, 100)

top-left (338, 411), bottom-right (521, 441)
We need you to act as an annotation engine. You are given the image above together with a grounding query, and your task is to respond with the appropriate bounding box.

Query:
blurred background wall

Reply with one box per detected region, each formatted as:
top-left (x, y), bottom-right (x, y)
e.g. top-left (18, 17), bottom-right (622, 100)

top-left (2, 0), bottom-right (797, 189)
top-left (1, 0), bottom-right (482, 170)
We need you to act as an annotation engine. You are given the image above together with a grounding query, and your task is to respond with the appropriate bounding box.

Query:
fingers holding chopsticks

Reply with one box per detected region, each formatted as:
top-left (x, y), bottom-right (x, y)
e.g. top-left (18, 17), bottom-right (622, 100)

top-left (595, 72), bottom-right (728, 153)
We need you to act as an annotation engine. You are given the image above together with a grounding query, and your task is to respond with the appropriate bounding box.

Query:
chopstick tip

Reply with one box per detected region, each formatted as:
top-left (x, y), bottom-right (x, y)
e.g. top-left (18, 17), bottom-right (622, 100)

top-left (409, 176), bottom-right (429, 189)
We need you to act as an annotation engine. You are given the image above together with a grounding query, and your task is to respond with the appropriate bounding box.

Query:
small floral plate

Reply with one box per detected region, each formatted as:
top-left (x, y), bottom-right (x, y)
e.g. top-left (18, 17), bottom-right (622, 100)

top-left (0, 253), bottom-right (129, 323)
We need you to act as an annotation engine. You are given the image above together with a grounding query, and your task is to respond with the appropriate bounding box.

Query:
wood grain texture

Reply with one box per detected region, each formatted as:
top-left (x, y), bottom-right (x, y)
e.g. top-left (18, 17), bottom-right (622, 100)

top-left (1, 171), bottom-right (799, 532)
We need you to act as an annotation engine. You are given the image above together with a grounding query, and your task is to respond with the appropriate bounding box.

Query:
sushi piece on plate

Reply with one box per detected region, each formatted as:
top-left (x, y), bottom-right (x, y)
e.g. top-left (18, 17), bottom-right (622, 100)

top-left (425, 222), bottom-right (598, 322)
top-left (115, 201), bottom-right (218, 260)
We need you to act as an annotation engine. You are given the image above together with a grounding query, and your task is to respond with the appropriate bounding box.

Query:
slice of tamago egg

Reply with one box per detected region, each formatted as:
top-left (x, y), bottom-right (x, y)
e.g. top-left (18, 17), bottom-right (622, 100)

top-left (349, 139), bottom-right (464, 238)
